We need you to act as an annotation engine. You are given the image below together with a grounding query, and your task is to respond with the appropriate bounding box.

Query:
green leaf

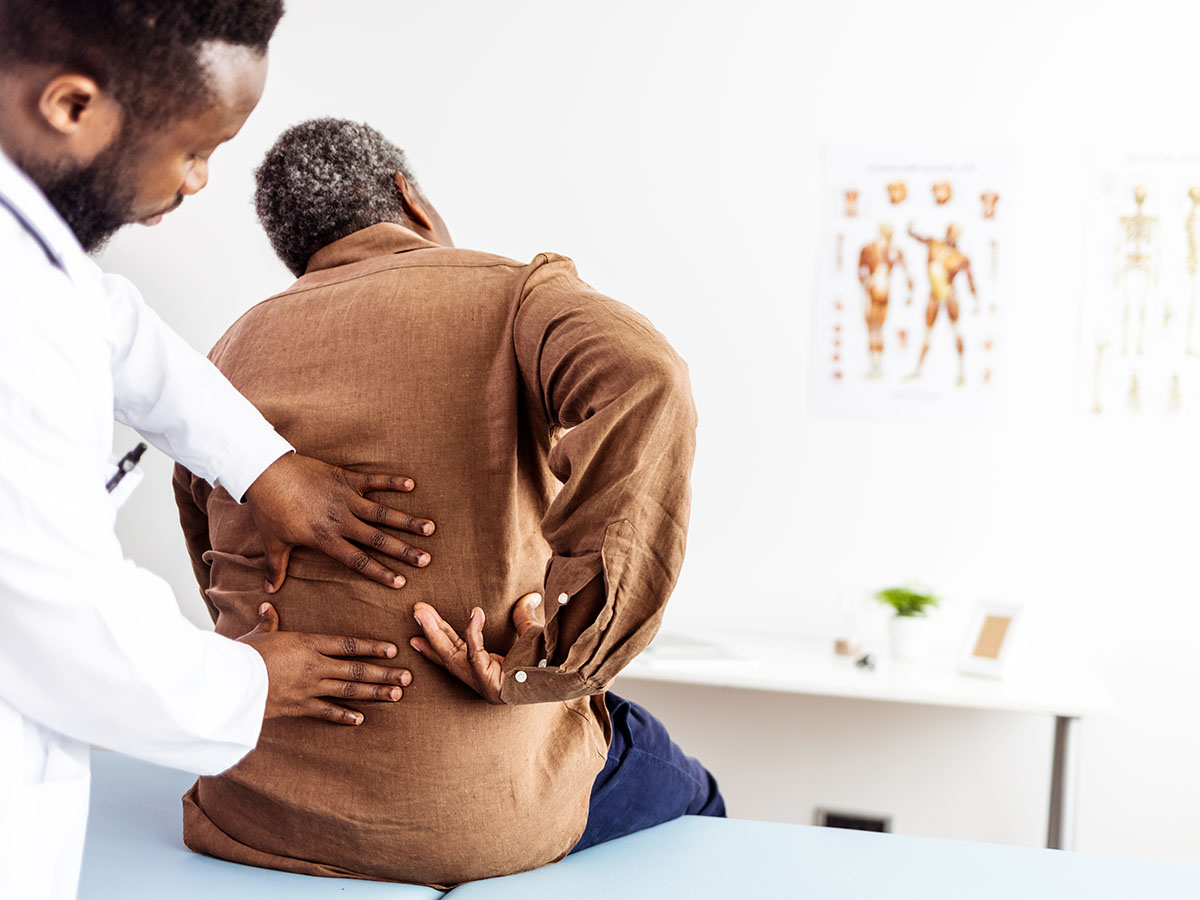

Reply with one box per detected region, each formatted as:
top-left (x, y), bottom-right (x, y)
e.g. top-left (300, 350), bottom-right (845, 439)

top-left (875, 586), bottom-right (940, 617)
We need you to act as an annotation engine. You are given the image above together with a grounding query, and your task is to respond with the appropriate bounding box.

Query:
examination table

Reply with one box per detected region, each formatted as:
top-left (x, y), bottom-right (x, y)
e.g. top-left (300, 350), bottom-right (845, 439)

top-left (81, 751), bottom-right (1200, 899)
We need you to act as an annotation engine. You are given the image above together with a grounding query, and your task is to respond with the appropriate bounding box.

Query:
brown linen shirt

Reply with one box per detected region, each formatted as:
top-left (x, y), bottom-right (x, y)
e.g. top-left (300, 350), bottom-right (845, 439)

top-left (172, 223), bottom-right (697, 886)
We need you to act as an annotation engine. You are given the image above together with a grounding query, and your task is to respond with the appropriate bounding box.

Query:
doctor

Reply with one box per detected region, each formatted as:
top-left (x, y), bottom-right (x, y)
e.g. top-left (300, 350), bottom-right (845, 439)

top-left (0, 2), bottom-right (435, 898)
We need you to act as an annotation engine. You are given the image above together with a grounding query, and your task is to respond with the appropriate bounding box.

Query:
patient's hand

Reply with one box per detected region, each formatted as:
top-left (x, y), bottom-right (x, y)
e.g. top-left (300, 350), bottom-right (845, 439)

top-left (244, 452), bottom-right (436, 593)
top-left (409, 594), bottom-right (543, 704)
top-left (238, 602), bottom-right (411, 725)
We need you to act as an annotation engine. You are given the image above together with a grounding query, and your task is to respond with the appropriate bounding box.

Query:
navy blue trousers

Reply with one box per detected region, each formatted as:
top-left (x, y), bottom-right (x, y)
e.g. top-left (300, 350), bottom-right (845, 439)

top-left (572, 693), bottom-right (725, 853)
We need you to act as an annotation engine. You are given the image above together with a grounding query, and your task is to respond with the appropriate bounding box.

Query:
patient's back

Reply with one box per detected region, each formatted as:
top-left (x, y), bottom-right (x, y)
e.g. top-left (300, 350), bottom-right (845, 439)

top-left (174, 224), bottom-right (608, 886)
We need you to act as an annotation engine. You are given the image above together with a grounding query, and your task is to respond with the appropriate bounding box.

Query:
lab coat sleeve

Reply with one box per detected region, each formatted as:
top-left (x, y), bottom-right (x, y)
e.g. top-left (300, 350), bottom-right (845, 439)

top-left (103, 271), bottom-right (293, 502)
top-left (0, 262), bottom-right (267, 776)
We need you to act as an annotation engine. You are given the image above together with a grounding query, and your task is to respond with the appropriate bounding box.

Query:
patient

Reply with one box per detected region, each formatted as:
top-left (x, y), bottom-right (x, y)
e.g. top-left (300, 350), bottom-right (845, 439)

top-left (172, 118), bottom-right (722, 886)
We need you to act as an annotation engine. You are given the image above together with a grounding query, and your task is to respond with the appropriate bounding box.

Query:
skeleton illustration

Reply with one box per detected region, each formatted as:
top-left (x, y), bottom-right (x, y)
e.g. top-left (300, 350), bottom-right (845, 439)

top-left (1186, 186), bottom-right (1200, 355)
top-left (1116, 185), bottom-right (1159, 355)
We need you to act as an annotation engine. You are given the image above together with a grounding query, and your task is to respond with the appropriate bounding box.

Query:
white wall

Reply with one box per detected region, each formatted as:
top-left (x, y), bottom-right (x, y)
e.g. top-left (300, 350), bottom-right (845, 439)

top-left (103, 0), bottom-right (1200, 863)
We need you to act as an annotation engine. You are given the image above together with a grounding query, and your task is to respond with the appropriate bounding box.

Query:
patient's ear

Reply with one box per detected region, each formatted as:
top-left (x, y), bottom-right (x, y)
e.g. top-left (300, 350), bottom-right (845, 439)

top-left (394, 171), bottom-right (434, 231)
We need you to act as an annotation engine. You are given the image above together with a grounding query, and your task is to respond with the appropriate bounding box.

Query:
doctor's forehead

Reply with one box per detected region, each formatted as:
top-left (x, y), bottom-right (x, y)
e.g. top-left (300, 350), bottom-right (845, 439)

top-left (175, 42), bottom-right (270, 143)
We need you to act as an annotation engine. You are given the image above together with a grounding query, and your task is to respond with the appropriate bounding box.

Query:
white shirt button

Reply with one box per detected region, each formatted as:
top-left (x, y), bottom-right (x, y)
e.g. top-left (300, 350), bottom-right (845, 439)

top-left (514, 670), bottom-right (528, 683)
top-left (557, 592), bottom-right (569, 605)
top-left (538, 659), bottom-right (548, 668)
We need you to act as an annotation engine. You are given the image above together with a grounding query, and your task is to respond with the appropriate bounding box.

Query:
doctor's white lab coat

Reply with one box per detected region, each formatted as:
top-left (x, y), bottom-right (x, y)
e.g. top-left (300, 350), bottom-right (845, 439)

top-left (0, 149), bottom-right (294, 899)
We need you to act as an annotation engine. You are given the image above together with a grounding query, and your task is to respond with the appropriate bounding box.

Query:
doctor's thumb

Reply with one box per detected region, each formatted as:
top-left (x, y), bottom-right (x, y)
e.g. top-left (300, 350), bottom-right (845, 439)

top-left (255, 602), bottom-right (280, 633)
top-left (263, 542), bottom-right (292, 594)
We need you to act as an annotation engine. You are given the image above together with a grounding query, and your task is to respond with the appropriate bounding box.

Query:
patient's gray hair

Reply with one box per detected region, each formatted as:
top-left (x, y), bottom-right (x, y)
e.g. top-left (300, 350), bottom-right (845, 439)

top-left (255, 117), bottom-right (417, 276)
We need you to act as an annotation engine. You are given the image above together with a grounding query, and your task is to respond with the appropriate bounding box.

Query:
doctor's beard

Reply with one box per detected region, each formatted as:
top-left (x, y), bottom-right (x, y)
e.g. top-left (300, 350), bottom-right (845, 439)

top-left (39, 130), bottom-right (140, 255)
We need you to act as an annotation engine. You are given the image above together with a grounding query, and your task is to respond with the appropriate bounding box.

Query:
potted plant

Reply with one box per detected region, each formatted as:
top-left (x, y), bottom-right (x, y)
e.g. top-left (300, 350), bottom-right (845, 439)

top-left (875, 586), bottom-right (940, 661)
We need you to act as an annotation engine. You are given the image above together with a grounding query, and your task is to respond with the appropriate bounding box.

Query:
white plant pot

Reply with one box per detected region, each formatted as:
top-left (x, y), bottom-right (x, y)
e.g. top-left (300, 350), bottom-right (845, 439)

top-left (889, 615), bottom-right (933, 661)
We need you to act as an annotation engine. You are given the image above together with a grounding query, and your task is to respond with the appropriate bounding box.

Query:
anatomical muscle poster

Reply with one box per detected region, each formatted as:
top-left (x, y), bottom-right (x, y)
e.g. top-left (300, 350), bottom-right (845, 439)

top-left (811, 146), bottom-right (1011, 420)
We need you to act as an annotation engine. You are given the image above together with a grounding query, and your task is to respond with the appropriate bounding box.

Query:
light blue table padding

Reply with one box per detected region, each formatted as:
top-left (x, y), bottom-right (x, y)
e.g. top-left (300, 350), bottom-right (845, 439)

top-left (449, 814), bottom-right (1200, 900)
top-left (82, 750), bottom-right (1200, 900)
top-left (80, 751), bottom-right (445, 898)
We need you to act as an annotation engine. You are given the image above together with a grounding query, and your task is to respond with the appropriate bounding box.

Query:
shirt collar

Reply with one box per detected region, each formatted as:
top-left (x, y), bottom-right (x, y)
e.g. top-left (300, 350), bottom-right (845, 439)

top-left (303, 222), bottom-right (440, 275)
top-left (0, 146), bottom-right (88, 277)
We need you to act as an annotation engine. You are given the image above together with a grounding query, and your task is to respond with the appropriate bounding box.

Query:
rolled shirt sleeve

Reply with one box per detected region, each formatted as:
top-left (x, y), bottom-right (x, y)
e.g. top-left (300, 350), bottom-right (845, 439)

top-left (500, 255), bottom-right (697, 704)
top-left (102, 271), bottom-right (292, 502)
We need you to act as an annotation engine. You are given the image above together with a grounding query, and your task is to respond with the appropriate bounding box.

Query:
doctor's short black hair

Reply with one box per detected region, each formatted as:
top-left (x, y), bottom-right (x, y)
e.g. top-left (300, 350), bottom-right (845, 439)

top-left (255, 118), bottom-right (418, 277)
top-left (0, 0), bottom-right (284, 123)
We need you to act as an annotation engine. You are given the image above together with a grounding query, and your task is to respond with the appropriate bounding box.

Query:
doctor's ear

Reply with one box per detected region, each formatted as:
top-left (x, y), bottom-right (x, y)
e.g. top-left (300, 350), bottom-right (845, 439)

top-left (393, 171), bottom-right (435, 231)
top-left (37, 74), bottom-right (122, 163)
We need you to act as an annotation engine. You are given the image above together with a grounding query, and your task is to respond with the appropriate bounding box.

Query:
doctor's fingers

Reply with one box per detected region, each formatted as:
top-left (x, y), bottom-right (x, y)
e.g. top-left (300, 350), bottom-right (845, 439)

top-left (319, 679), bottom-right (406, 702)
top-left (348, 471), bottom-right (416, 495)
top-left (299, 700), bottom-right (366, 726)
top-left (342, 518), bottom-right (431, 569)
top-left (319, 536), bottom-right (411, 589)
top-left (302, 632), bottom-right (401, 661)
top-left (321, 658), bottom-right (412, 688)
top-left (349, 494), bottom-right (435, 537)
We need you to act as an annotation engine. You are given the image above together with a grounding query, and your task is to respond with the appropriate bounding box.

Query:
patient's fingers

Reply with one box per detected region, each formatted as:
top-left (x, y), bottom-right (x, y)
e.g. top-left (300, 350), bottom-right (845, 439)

top-left (510, 592), bottom-right (544, 638)
top-left (466, 608), bottom-right (493, 677)
top-left (345, 518), bottom-right (431, 568)
top-left (409, 636), bottom-right (445, 669)
top-left (412, 603), bottom-right (466, 661)
top-left (412, 603), bottom-right (479, 687)
top-left (306, 633), bottom-right (399, 660)
top-left (465, 608), bottom-right (503, 702)
top-left (323, 680), bottom-right (404, 702)
top-left (351, 495), bottom-right (435, 537)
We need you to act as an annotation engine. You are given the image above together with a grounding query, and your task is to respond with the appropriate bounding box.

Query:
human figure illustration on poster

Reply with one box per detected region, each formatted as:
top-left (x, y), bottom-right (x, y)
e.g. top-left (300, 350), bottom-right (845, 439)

top-left (906, 222), bottom-right (978, 386)
top-left (812, 146), bottom-right (1009, 419)
top-left (857, 223), bottom-right (912, 379)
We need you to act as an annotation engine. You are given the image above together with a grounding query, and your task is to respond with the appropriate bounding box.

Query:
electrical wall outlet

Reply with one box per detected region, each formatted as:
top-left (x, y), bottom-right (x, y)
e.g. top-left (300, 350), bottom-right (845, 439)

top-left (814, 808), bottom-right (892, 833)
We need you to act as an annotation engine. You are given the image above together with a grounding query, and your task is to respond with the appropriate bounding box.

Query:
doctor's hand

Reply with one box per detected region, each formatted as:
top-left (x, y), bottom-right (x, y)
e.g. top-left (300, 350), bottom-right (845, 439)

top-left (237, 602), bottom-right (411, 726)
top-left (409, 594), bottom-right (543, 704)
top-left (244, 452), bottom-right (435, 594)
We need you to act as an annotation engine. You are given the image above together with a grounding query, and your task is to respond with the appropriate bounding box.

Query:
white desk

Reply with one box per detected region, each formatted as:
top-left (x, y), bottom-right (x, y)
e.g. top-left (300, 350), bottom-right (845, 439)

top-left (615, 631), bottom-right (1116, 851)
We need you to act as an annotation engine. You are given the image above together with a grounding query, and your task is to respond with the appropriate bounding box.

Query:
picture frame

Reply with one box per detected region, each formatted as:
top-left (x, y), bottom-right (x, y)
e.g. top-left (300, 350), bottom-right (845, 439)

top-left (957, 600), bottom-right (1023, 678)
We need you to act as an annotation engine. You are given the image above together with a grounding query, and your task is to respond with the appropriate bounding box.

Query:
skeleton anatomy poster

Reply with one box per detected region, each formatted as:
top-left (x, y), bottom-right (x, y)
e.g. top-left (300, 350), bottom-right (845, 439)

top-left (1084, 153), bottom-right (1200, 418)
top-left (811, 146), bottom-right (1010, 419)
